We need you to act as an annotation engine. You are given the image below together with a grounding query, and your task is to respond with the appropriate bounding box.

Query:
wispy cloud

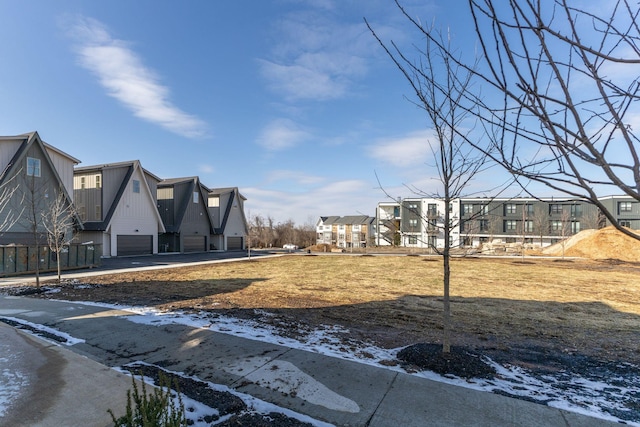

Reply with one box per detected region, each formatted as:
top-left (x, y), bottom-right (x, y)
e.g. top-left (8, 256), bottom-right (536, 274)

top-left (198, 164), bottom-right (215, 174)
top-left (368, 130), bottom-right (431, 167)
top-left (65, 16), bottom-right (207, 138)
top-left (243, 178), bottom-right (377, 224)
top-left (266, 170), bottom-right (325, 185)
top-left (259, 7), bottom-right (368, 101)
top-left (257, 118), bottom-right (309, 151)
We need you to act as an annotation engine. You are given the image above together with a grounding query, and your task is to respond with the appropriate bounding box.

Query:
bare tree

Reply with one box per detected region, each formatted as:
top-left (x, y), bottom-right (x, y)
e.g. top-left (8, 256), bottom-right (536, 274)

top-left (0, 173), bottom-right (23, 234)
top-left (42, 188), bottom-right (78, 282)
top-left (367, 21), bottom-right (492, 354)
top-left (409, 0), bottom-right (640, 240)
top-left (531, 205), bottom-right (550, 247)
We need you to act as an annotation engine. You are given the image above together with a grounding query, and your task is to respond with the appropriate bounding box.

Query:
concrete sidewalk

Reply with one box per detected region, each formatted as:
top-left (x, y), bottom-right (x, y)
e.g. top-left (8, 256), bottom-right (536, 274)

top-left (0, 296), bottom-right (615, 427)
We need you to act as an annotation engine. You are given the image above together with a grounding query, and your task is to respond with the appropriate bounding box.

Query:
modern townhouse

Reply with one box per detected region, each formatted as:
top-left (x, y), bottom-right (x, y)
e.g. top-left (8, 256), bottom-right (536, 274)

top-left (374, 196), bottom-right (635, 249)
top-left (73, 160), bottom-right (165, 257)
top-left (316, 215), bottom-right (375, 249)
top-left (157, 177), bottom-right (215, 253)
top-left (207, 187), bottom-right (248, 251)
top-left (0, 132), bottom-right (80, 245)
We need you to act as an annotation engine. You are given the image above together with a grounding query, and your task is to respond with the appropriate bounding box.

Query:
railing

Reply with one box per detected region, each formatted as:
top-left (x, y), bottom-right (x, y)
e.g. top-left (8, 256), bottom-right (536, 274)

top-left (0, 244), bottom-right (102, 277)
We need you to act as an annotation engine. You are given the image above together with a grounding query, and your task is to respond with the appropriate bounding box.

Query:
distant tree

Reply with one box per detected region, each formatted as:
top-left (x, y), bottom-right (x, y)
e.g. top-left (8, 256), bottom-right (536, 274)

top-left (531, 205), bottom-right (549, 247)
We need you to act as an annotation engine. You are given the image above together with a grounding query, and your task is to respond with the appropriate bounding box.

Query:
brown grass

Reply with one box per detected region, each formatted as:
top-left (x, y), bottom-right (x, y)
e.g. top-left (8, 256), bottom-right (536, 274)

top-left (41, 255), bottom-right (640, 364)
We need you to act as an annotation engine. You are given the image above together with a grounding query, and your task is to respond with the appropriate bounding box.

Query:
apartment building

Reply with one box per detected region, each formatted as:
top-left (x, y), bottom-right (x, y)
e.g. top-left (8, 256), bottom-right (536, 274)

top-left (316, 215), bottom-right (375, 248)
top-left (375, 195), bottom-right (637, 249)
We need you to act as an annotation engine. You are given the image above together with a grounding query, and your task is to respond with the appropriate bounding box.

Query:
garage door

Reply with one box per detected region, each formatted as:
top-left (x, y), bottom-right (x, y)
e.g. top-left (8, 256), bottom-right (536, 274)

top-left (183, 235), bottom-right (206, 253)
top-left (227, 237), bottom-right (243, 250)
top-left (117, 235), bottom-right (152, 256)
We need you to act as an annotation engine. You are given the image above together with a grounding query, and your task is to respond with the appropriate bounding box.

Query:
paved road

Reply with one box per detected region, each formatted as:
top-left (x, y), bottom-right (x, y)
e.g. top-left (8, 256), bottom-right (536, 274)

top-left (0, 296), bottom-right (617, 427)
top-left (0, 249), bottom-right (278, 287)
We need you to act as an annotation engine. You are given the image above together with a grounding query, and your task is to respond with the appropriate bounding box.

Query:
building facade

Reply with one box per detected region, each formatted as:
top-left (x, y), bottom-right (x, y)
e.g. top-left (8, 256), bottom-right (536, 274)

top-left (375, 196), bottom-right (637, 250)
top-left (316, 215), bottom-right (375, 248)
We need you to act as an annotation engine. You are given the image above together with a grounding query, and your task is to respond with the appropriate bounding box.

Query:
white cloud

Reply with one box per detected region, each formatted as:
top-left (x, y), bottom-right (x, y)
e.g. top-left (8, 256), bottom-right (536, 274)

top-left (66, 16), bottom-right (207, 139)
top-left (368, 130), bottom-right (431, 167)
top-left (266, 170), bottom-right (325, 185)
top-left (257, 118), bottom-right (309, 151)
top-left (259, 8), bottom-right (368, 101)
top-left (198, 164), bottom-right (215, 174)
top-left (243, 178), bottom-right (379, 225)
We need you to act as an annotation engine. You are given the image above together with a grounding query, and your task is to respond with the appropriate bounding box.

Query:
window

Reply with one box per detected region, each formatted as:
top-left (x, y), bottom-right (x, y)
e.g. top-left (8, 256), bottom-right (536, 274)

top-left (132, 180), bottom-right (140, 193)
top-left (479, 219), bottom-right (489, 232)
top-left (409, 219), bottom-right (418, 227)
top-left (408, 203), bottom-right (418, 209)
top-left (80, 177), bottom-right (86, 189)
top-left (78, 206), bottom-right (86, 221)
top-left (95, 175), bottom-right (101, 188)
top-left (504, 220), bottom-right (517, 231)
top-left (352, 224), bottom-right (361, 232)
top-left (95, 205), bottom-right (101, 219)
top-left (570, 204), bottom-right (582, 217)
top-left (525, 204), bottom-right (534, 215)
top-left (620, 220), bottom-right (631, 227)
top-left (408, 235), bottom-right (418, 244)
top-left (480, 205), bottom-right (489, 215)
top-left (427, 204), bottom-right (438, 216)
top-left (504, 204), bottom-right (517, 215)
top-left (550, 220), bottom-right (564, 232)
top-left (550, 204), bottom-right (562, 215)
top-left (459, 220), bottom-right (465, 232)
top-left (462, 204), bottom-right (473, 215)
top-left (26, 157), bottom-right (41, 177)
top-left (208, 196), bottom-right (219, 207)
top-left (193, 192), bottom-right (199, 203)
top-left (339, 224), bottom-right (345, 230)
top-left (571, 221), bottom-right (581, 234)
top-left (619, 201), bottom-right (633, 213)
top-left (524, 220), bottom-right (533, 233)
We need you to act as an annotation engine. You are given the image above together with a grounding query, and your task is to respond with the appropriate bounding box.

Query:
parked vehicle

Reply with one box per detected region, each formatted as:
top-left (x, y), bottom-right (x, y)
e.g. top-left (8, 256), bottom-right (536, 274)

top-left (283, 243), bottom-right (298, 251)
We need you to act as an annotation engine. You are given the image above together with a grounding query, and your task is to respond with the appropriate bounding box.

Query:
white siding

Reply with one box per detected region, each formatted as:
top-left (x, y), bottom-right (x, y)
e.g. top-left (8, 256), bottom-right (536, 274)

top-left (107, 166), bottom-right (162, 256)
top-left (46, 147), bottom-right (76, 197)
top-left (0, 140), bottom-right (22, 171)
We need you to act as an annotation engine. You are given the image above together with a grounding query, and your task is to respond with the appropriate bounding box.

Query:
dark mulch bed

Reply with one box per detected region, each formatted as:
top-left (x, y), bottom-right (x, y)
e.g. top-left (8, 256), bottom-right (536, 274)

top-left (397, 343), bottom-right (496, 379)
top-left (123, 363), bottom-right (313, 427)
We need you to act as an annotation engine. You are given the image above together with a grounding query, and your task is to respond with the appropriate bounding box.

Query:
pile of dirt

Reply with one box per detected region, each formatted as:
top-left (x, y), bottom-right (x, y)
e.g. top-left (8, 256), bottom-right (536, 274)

top-left (543, 226), bottom-right (640, 262)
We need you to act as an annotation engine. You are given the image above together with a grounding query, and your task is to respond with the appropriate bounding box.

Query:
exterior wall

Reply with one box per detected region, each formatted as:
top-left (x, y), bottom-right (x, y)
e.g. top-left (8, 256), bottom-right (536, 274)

top-left (74, 172), bottom-right (103, 222)
top-left (375, 203), bottom-right (400, 246)
top-left (1, 142), bottom-right (75, 244)
top-left (222, 192), bottom-right (247, 249)
top-left (45, 146), bottom-right (76, 196)
top-left (0, 140), bottom-right (22, 170)
top-left (106, 167), bottom-right (160, 256)
top-left (598, 196), bottom-right (640, 229)
top-left (375, 196), bottom-right (613, 249)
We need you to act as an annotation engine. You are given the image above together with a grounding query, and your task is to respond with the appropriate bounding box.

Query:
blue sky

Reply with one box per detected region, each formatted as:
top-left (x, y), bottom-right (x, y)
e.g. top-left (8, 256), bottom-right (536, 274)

top-left (0, 0), bottom-right (547, 224)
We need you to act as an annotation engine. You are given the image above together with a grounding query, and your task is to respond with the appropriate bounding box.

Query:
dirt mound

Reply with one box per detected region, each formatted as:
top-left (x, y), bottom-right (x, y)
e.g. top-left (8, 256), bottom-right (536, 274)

top-left (543, 226), bottom-right (640, 262)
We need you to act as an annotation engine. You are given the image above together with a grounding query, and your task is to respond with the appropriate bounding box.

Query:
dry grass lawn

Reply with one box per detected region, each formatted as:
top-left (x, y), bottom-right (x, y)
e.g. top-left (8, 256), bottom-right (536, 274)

top-left (41, 255), bottom-right (640, 364)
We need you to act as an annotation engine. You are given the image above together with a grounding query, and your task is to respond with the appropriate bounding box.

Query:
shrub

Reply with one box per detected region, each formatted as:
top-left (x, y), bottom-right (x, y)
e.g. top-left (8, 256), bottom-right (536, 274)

top-left (108, 372), bottom-right (187, 427)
